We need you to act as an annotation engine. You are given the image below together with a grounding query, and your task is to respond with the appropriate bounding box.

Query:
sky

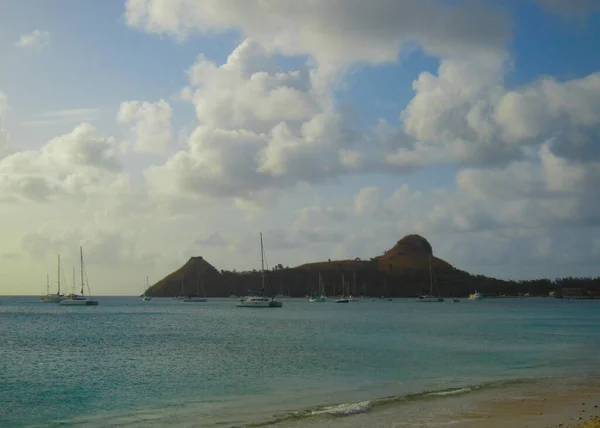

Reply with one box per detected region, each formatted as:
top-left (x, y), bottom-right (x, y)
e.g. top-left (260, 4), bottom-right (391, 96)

top-left (1, 0), bottom-right (600, 295)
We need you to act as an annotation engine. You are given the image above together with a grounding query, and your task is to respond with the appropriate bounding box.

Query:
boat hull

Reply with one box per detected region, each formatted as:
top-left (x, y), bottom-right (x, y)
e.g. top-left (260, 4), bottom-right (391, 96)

top-left (236, 300), bottom-right (271, 307)
top-left (183, 297), bottom-right (207, 302)
top-left (416, 296), bottom-right (444, 302)
top-left (236, 297), bottom-right (282, 308)
top-left (60, 299), bottom-right (98, 306)
top-left (309, 296), bottom-right (327, 302)
top-left (40, 294), bottom-right (66, 303)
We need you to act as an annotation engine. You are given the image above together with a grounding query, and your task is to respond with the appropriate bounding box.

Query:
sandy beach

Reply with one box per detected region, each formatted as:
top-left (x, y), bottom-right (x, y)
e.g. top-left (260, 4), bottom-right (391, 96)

top-left (270, 377), bottom-right (600, 428)
top-left (454, 380), bottom-right (600, 428)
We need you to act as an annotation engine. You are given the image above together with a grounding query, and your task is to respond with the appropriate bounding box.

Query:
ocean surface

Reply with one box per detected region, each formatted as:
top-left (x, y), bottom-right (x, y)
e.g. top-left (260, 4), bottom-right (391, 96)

top-left (1, 296), bottom-right (599, 427)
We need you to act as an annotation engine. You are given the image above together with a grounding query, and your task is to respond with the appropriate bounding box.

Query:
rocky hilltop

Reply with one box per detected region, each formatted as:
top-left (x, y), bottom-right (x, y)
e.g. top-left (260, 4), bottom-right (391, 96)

top-left (146, 234), bottom-right (599, 298)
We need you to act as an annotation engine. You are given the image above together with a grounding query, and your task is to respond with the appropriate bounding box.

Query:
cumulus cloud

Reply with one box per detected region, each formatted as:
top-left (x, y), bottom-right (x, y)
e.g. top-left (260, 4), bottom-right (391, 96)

top-left (15, 29), bottom-right (50, 49)
top-left (353, 187), bottom-right (392, 218)
top-left (387, 54), bottom-right (600, 168)
top-left (117, 99), bottom-right (173, 154)
top-left (145, 39), bottom-right (369, 199)
top-left (0, 123), bottom-right (122, 202)
top-left (124, 0), bottom-right (509, 66)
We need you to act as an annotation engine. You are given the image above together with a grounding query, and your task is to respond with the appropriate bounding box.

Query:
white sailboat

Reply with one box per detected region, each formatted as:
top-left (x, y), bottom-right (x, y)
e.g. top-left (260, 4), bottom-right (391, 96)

top-left (416, 256), bottom-right (444, 302)
top-left (60, 246), bottom-right (98, 306)
top-left (142, 276), bottom-right (152, 301)
top-left (309, 272), bottom-right (327, 302)
top-left (275, 281), bottom-right (291, 299)
top-left (183, 265), bottom-right (207, 302)
top-left (236, 233), bottom-right (282, 308)
top-left (173, 275), bottom-right (184, 300)
top-left (40, 255), bottom-right (66, 303)
top-left (335, 274), bottom-right (350, 303)
top-left (349, 272), bottom-right (359, 302)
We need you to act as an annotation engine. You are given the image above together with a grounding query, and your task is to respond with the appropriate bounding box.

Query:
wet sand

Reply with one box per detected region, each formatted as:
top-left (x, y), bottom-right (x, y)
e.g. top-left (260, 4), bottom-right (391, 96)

top-left (455, 381), bottom-right (600, 428)
top-left (271, 377), bottom-right (600, 427)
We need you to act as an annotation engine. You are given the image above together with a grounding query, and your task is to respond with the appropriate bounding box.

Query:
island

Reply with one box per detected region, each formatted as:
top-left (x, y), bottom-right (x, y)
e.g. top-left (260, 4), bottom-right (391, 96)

top-left (145, 234), bottom-right (600, 299)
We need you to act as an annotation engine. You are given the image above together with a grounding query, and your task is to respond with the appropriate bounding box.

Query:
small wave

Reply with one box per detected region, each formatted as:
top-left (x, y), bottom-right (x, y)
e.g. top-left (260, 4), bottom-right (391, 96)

top-left (309, 400), bottom-right (372, 416)
top-left (427, 387), bottom-right (473, 397)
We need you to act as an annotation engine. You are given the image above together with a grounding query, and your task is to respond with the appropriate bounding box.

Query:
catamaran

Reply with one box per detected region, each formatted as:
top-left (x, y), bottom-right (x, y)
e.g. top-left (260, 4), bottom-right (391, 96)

top-left (468, 291), bottom-right (483, 300)
top-left (416, 256), bottom-right (444, 302)
top-left (236, 233), bottom-right (282, 308)
top-left (60, 246), bottom-right (98, 306)
top-left (40, 255), bottom-right (66, 303)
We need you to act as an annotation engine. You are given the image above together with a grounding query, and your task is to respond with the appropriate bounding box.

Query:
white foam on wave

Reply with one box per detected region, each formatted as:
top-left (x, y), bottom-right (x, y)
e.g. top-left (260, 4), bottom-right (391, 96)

top-left (427, 387), bottom-right (472, 397)
top-left (309, 400), bottom-right (372, 416)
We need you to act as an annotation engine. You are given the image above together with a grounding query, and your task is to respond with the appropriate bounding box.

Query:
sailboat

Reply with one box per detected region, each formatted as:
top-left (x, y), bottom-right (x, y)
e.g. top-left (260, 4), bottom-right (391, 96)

top-left (173, 275), bottom-right (184, 300)
top-left (416, 256), bottom-right (444, 302)
top-left (275, 281), bottom-right (291, 299)
top-left (236, 233), bottom-right (282, 308)
top-left (348, 272), bottom-right (359, 302)
top-left (335, 273), bottom-right (350, 303)
top-left (40, 255), bottom-right (67, 303)
top-left (60, 246), bottom-right (98, 306)
top-left (309, 272), bottom-right (327, 302)
top-left (142, 276), bottom-right (152, 301)
top-left (183, 265), bottom-right (207, 302)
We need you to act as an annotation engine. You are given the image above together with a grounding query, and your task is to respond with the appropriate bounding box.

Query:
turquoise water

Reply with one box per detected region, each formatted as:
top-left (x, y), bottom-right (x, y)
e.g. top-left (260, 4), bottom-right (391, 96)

top-left (1, 297), bottom-right (599, 427)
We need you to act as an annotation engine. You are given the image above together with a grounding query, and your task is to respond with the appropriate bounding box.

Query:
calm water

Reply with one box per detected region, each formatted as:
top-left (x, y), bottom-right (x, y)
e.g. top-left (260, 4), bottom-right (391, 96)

top-left (1, 296), bottom-right (599, 427)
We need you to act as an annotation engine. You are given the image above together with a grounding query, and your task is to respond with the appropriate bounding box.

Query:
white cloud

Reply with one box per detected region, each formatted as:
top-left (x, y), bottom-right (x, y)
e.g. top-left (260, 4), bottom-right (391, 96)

top-left (15, 29), bottom-right (50, 49)
top-left (124, 0), bottom-right (509, 66)
top-left (0, 123), bottom-right (122, 202)
top-left (387, 54), bottom-right (600, 168)
top-left (145, 39), bottom-right (371, 200)
top-left (353, 187), bottom-right (391, 218)
top-left (117, 100), bottom-right (173, 155)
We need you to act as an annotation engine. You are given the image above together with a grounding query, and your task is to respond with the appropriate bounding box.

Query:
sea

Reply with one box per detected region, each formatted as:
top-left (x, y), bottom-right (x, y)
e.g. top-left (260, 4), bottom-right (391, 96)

top-left (1, 296), bottom-right (599, 427)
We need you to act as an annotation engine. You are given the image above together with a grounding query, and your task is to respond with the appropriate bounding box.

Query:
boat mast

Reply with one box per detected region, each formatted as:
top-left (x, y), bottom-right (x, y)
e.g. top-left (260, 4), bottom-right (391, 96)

top-left (57, 254), bottom-right (61, 295)
top-left (428, 256), bottom-right (433, 295)
top-left (80, 246), bottom-right (85, 296)
top-left (260, 232), bottom-right (265, 291)
top-left (196, 264), bottom-right (200, 296)
top-left (46, 273), bottom-right (49, 295)
top-left (72, 267), bottom-right (75, 295)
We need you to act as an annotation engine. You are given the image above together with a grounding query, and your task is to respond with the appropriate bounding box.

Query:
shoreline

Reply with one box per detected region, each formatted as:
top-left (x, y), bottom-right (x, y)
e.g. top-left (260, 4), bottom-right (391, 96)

top-left (262, 375), bottom-right (600, 428)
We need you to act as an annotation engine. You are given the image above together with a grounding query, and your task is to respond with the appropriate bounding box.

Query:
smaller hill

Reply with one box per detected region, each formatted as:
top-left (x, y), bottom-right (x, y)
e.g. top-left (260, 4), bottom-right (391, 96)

top-left (147, 256), bottom-right (221, 297)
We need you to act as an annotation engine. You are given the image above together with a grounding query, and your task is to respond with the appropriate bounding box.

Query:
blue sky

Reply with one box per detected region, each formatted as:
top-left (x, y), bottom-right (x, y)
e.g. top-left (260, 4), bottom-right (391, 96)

top-left (1, 0), bottom-right (599, 294)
